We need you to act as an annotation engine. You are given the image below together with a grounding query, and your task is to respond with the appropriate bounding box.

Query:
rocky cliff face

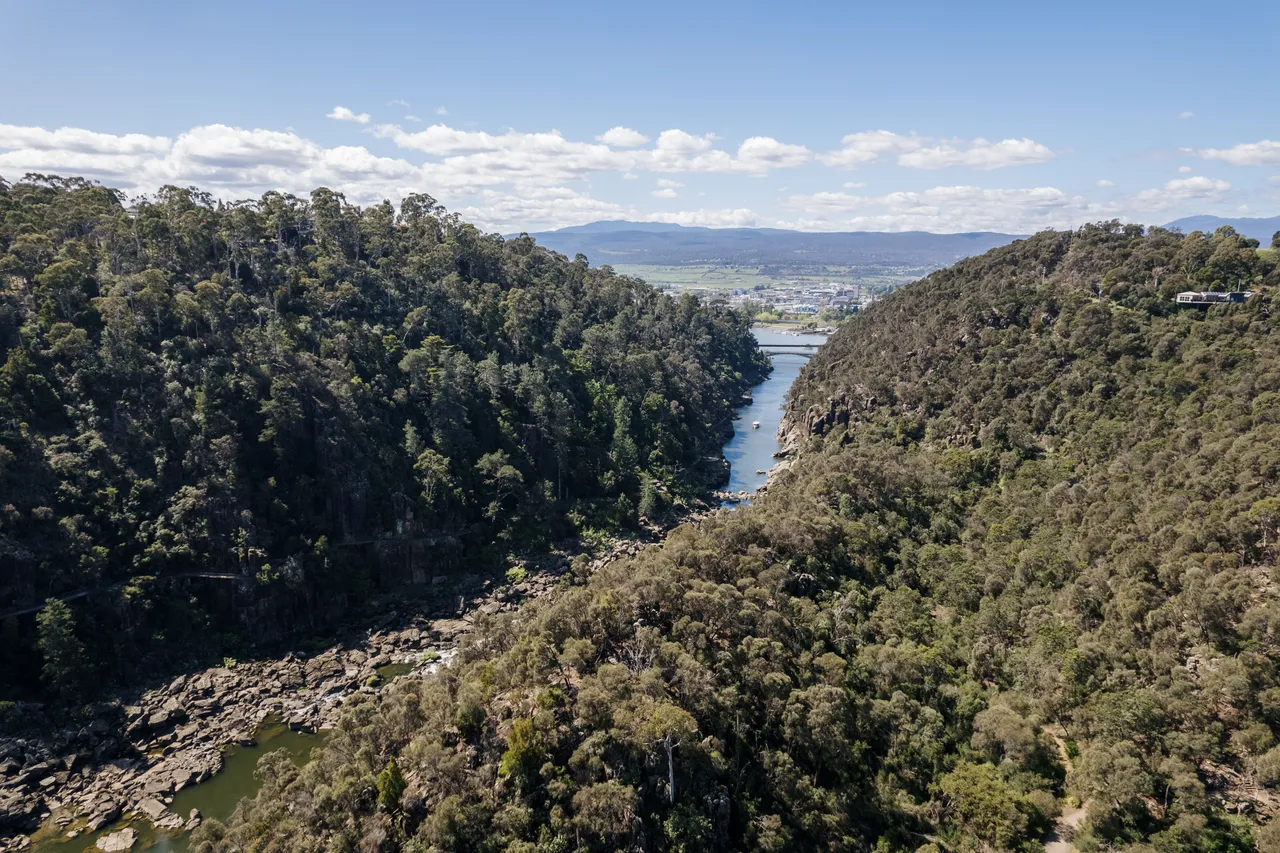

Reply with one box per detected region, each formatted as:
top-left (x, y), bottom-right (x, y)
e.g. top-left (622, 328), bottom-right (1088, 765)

top-left (778, 390), bottom-right (853, 455)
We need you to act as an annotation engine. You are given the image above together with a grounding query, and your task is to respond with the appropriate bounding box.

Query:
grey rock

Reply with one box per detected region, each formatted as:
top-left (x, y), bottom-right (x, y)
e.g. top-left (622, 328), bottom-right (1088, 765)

top-left (95, 826), bottom-right (137, 851)
top-left (142, 774), bottom-right (173, 796)
top-left (0, 789), bottom-right (40, 830)
top-left (160, 698), bottom-right (187, 720)
top-left (84, 801), bottom-right (120, 831)
top-left (145, 710), bottom-right (174, 730)
top-left (137, 797), bottom-right (167, 820)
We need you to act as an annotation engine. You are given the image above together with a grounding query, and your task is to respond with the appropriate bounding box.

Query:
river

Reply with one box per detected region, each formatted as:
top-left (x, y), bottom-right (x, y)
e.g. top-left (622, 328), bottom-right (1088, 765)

top-left (29, 721), bottom-right (321, 853)
top-left (27, 325), bottom-right (827, 852)
top-left (722, 326), bottom-right (826, 496)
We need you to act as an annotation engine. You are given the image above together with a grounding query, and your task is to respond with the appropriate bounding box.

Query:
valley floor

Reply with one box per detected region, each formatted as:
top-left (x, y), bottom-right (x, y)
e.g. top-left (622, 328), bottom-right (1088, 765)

top-left (1, 533), bottom-right (680, 853)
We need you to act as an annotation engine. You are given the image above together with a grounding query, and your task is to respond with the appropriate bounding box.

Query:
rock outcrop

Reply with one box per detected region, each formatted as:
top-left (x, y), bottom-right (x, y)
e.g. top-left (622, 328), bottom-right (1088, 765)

top-left (0, 560), bottom-right (598, 851)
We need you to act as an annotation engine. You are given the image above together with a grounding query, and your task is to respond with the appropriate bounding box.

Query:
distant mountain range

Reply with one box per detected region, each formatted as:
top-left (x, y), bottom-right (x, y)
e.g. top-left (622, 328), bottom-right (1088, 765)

top-left (527, 221), bottom-right (1022, 269)
top-left (1164, 215), bottom-right (1280, 244)
top-left (527, 216), bottom-right (1280, 271)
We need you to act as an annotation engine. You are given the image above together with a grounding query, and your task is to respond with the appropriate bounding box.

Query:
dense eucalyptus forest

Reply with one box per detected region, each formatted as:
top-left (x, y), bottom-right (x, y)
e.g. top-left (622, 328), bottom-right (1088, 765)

top-left (0, 174), bottom-right (767, 696)
top-left (189, 223), bottom-right (1280, 852)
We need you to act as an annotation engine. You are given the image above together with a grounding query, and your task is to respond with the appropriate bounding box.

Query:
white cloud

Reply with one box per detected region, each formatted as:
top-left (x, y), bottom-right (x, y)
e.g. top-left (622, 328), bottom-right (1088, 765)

top-left (1190, 140), bottom-right (1280, 167)
top-left (374, 123), bottom-right (527, 155)
top-left (1177, 165), bottom-right (1192, 173)
top-left (0, 124), bottom-right (170, 155)
top-left (821, 175), bottom-right (1233, 232)
top-left (1178, 111), bottom-right (1194, 120)
top-left (388, 99), bottom-right (411, 108)
top-left (7, 118), bottom-right (1203, 236)
top-left (899, 137), bottom-right (1055, 170)
top-left (819, 130), bottom-right (923, 168)
top-left (436, 106), bottom-right (449, 116)
top-left (651, 129), bottom-right (713, 155)
top-left (1131, 176), bottom-right (1232, 210)
top-left (1097, 179), bottom-right (1114, 187)
top-left (646, 208), bottom-right (759, 227)
top-left (779, 176), bottom-right (1229, 234)
top-left (820, 131), bottom-right (1053, 170)
top-left (0, 121), bottom-right (432, 202)
top-left (843, 181), bottom-right (866, 189)
top-left (640, 130), bottom-right (806, 175)
top-left (373, 124), bottom-right (635, 186)
top-left (596, 126), bottom-right (648, 147)
top-left (404, 114), bottom-right (422, 123)
top-left (370, 122), bottom-right (808, 181)
top-left (783, 184), bottom-right (1090, 233)
top-left (326, 106), bottom-right (371, 124)
top-left (455, 186), bottom-right (626, 232)
top-left (736, 136), bottom-right (811, 170)
top-left (0, 118), bottom-right (742, 233)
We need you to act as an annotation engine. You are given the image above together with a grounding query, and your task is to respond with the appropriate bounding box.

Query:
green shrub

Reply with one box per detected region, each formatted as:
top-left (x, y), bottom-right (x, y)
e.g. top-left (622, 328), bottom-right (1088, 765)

top-left (376, 758), bottom-right (406, 811)
top-left (498, 718), bottom-right (544, 788)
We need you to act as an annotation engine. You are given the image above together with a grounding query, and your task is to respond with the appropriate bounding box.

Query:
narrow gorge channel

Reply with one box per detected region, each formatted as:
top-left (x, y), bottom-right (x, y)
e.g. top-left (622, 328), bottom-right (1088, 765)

top-left (20, 325), bottom-right (829, 853)
top-left (721, 326), bottom-right (828, 498)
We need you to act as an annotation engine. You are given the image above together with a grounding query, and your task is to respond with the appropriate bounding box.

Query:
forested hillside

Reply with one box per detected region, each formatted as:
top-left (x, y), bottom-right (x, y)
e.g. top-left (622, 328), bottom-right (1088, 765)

top-left (198, 223), bottom-right (1280, 852)
top-left (0, 175), bottom-right (767, 694)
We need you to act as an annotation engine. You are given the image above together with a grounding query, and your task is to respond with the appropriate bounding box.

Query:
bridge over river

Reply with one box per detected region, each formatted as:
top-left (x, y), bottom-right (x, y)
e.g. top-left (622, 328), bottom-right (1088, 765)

top-left (757, 342), bottom-right (816, 358)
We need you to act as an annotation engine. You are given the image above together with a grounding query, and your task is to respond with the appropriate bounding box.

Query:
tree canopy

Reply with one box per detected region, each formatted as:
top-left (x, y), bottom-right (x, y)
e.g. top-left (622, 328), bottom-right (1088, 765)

top-left (196, 222), bottom-right (1280, 852)
top-left (0, 174), bottom-right (766, 691)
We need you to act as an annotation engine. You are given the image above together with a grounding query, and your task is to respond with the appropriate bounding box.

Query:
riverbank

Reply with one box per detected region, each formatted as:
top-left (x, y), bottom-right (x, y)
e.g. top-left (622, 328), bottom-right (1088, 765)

top-left (717, 326), bottom-right (826, 498)
top-left (0, 531), bottom-right (683, 853)
top-left (2, 330), bottom-right (811, 853)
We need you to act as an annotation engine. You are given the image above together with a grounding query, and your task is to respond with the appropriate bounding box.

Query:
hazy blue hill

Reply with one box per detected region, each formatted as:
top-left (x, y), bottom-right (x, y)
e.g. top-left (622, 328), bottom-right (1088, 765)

top-left (1164, 214), bottom-right (1280, 243)
top-left (527, 221), bottom-right (1022, 267)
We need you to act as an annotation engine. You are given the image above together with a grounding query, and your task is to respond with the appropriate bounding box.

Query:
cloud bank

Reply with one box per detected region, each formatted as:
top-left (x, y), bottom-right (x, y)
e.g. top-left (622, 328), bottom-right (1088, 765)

top-left (0, 117), bottom-right (1258, 233)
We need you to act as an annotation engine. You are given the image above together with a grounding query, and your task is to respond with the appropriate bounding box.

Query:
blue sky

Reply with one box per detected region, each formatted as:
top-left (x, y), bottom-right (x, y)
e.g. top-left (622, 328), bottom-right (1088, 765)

top-left (2, 0), bottom-right (1277, 233)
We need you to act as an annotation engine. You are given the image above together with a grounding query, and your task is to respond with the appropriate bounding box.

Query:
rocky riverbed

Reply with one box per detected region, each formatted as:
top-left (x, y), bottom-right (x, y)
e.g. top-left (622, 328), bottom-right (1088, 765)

top-left (0, 536), bottom-right (664, 852)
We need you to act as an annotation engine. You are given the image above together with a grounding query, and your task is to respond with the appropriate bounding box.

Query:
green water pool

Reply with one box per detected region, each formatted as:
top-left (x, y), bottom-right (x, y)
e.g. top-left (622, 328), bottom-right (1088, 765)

top-left (30, 718), bottom-right (322, 852)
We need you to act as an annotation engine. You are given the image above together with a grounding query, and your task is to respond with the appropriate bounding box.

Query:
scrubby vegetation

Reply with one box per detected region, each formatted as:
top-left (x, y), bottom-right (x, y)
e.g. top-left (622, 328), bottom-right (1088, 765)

top-left (194, 223), bottom-right (1280, 852)
top-left (0, 174), bottom-right (766, 693)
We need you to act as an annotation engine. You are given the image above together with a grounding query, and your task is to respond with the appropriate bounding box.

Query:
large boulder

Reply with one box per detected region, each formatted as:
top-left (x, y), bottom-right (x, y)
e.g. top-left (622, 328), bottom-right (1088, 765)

top-left (96, 827), bottom-right (137, 851)
top-left (137, 798), bottom-right (167, 821)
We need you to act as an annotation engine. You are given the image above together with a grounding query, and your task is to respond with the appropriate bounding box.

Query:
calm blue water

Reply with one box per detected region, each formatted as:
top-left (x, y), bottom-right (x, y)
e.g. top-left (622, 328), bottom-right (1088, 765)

top-left (722, 328), bottom-right (827, 495)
